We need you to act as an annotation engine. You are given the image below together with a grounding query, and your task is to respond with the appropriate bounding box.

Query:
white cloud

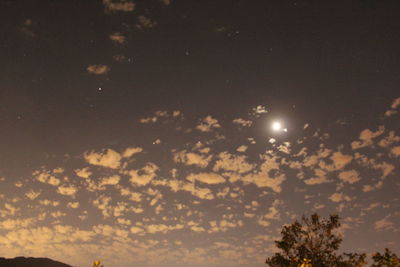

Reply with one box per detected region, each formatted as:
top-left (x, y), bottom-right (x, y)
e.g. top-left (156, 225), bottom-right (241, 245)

top-left (375, 216), bottom-right (395, 231)
top-left (57, 185), bottom-right (78, 196)
top-left (391, 146), bottom-right (400, 157)
top-left (87, 64), bottom-right (110, 75)
top-left (351, 126), bottom-right (385, 149)
top-left (75, 167), bottom-right (92, 178)
top-left (232, 118), bottom-right (252, 127)
top-left (109, 32), bottom-right (126, 44)
top-left (329, 192), bottom-right (351, 202)
top-left (196, 116), bottom-right (221, 132)
top-left (213, 152), bottom-right (254, 174)
top-left (25, 190), bottom-right (41, 200)
top-left (338, 170), bottom-right (360, 184)
top-left (103, 0), bottom-right (135, 12)
top-left (127, 162), bottom-right (159, 186)
top-left (173, 150), bottom-right (212, 168)
top-left (123, 147), bottom-right (143, 158)
top-left (84, 149), bottom-right (121, 169)
top-left (186, 172), bottom-right (225, 185)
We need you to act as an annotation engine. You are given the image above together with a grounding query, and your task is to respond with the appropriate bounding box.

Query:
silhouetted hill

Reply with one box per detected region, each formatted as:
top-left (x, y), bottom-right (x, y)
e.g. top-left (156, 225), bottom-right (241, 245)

top-left (0, 257), bottom-right (72, 267)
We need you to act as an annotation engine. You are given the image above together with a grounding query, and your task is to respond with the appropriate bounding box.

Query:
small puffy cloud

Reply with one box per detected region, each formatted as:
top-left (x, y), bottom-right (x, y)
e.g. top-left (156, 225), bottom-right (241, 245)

top-left (100, 175), bottom-right (120, 186)
top-left (109, 32), bottom-right (126, 44)
top-left (84, 149), bottom-right (121, 169)
top-left (196, 116), bottom-right (221, 132)
top-left (173, 150), bottom-right (212, 168)
top-left (378, 131), bottom-right (400, 147)
top-left (0, 218), bottom-right (35, 230)
top-left (374, 216), bottom-right (395, 231)
top-left (213, 152), bottom-right (254, 174)
top-left (67, 202), bottom-right (80, 208)
top-left (329, 192), bottom-right (351, 202)
top-left (123, 147), bottom-right (143, 158)
top-left (304, 169), bottom-right (330, 185)
top-left (330, 151), bottom-right (353, 170)
top-left (136, 16), bottom-right (157, 29)
top-left (39, 199), bottom-right (60, 206)
top-left (25, 190), bottom-right (41, 200)
top-left (252, 105), bottom-right (268, 115)
top-left (390, 97), bottom-right (400, 109)
top-left (87, 64), bottom-right (110, 75)
top-left (351, 126), bottom-right (385, 149)
top-left (145, 223), bottom-right (183, 234)
top-left (362, 181), bottom-right (384, 192)
top-left (241, 156), bottom-right (285, 193)
top-left (236, 145), bottom-right (248, 152)
top-left (103, 0), bottom-right (135, 12)
top-left (232, 118), bottom-right (252, 127)
top-left (127, 162), bottom-right (159, 186)
top-left (33, 170), bottom-right (61, 186)
top-left (187, 172), bottom-right (225, 185)
top-left (130, 226), bottom-right (145, 234)
top-left (57, 185), bottom-right (78, 196)
top-left (75, 167), bottom-right (92, 178)
top-left (384, 97), bottom-right (400, 117)
top-left (264, 200), bottom-right (282, 220)
top-left (391, 146), bottom-right (400, 157)
top-left (338, 170), bottom-right (360, 184)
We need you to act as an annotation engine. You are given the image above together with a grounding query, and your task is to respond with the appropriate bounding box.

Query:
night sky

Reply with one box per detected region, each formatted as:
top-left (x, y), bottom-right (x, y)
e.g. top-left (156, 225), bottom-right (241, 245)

top-left (0, 1), bottom-right (399, 266)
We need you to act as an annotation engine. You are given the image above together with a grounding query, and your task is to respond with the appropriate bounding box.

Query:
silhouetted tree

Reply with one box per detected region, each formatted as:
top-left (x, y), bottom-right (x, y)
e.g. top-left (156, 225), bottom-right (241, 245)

top-left (265, 213), bottom-right (366, 267)
top-left (371, 248), bottom-right (400, 267)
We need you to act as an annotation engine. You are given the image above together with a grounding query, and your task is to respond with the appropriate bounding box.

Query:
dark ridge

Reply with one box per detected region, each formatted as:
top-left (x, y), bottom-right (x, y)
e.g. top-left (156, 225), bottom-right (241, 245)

top-left (0, 257), bottom-right (72, 267)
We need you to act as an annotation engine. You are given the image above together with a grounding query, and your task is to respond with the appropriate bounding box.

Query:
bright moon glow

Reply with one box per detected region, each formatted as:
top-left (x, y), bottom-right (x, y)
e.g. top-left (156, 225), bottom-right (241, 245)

top-left (272, 121), bottom-right (282, 131)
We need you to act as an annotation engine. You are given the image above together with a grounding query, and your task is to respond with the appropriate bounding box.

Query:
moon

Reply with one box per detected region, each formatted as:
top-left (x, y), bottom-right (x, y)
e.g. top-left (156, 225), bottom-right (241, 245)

top-left (272, 121), bottom-right (282, 131)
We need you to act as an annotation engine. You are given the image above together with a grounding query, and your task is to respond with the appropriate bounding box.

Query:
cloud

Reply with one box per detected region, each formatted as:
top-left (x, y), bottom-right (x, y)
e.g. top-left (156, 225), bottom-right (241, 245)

top-left (330, 151), bottom-right (353, 170)
top-left (136, 16), bottom-right (157, 29)
top-left (384, 97), bottom-right (400, 117)
top-left (391, 146), bottom-right (400, 157)
top-left (84, 149), bottom-right (121, 169)
top-left (338, 170), bottom-right (360, 184)
top-left (329, 192), bottom-right (351, 202)
top-left (378, 131), bottom-right (400, 147)
top-left (123, 147), bottom-right (143, 158)
top-left (236, 145), bottom-right (248, 152)
top-left (67, 202), bottom-right (80, 209)
top-left (33, 170), bottom-right (61, 186)
top-left (173, 151), bottom-right (212, 168)
top-left (103, 0), bottom-right (135, 12)
top-left (99, 175), bottom-right (120, 186)
top-left (374, 216), bottom-right (395, 231)
top-left (232, 118), bottom-right (252, 127)
top-left (213, 152), bottom-right (254, 174)
top-left (304, 169), bottom-right (331, 185)
top-left (196, 116), bottom-right (221, 132)
top-left (75, 167), bottom-right (92, 178)
top-left (109, 32), bottom-right (126, 44)
top-left (187, 172), bottom-right (225, 185)
top-left (87, 64), bottom-right (110, 75)
top-left (25, 190), bottom-right (41, 200)
top-left (56, 185), bottom-right (78, 196)
top-left (127, 162), bottom-right (159, 186)
top-left (0, 218), bottom-right (36, 230)
top-left (241, 155), bottom-right (285, 192)
top-left (351, 126), bottom-right (385, 149)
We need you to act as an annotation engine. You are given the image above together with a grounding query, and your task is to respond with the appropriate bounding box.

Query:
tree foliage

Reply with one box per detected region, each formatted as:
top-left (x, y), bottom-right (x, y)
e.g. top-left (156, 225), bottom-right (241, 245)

top-left (371, 248), bottom-right (400, 267)
top-left (265, 213), bottom-right (366, 267)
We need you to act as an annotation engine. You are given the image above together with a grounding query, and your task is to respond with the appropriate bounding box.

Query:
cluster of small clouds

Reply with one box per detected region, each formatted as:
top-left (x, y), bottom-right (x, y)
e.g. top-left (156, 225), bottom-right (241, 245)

top-left (0, 99), bottom-right (399, 266)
